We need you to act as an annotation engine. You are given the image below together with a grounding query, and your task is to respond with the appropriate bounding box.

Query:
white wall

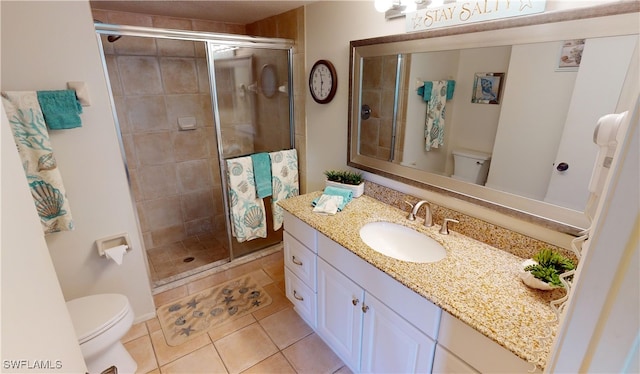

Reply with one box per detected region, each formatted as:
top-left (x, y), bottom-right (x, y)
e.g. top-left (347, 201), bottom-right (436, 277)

top-left (1, 106), bottom-right (87, 373)
top-left (305, 1), bottom-right (405, 192)
top-left (1, 1), bottom-right (155, 321)
top-left (485, 41), bottom-right (576, 200)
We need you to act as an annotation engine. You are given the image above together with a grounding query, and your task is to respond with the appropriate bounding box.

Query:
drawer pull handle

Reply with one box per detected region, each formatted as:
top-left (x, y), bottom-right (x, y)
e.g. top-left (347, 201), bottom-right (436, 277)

top-left (292, 256), bottom-right (303, 266)
top-left (352, 297), bottom-right (359, 306)
top-left (293, 290), bottom-right (304, 301)
top-left (362, 304), bottom-right (369, 313)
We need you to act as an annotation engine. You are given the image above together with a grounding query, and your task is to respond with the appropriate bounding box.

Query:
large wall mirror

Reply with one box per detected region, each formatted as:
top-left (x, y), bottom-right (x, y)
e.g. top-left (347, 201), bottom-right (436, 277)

top-left (348, 3), bottom-right (639, 235)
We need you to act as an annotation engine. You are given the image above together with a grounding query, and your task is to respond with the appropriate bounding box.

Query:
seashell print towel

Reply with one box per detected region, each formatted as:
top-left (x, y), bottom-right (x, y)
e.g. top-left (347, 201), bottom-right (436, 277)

top-left (2, 91), bottom-right (74, 234)
top-left (226, 156), bottom-right (267, 242)
top-left (269, 149), bottom-right (299, 231)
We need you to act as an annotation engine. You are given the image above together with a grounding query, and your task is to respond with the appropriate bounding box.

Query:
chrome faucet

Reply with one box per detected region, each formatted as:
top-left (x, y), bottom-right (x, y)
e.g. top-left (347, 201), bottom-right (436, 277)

top-left (405, 200), bottom-right (433, 227)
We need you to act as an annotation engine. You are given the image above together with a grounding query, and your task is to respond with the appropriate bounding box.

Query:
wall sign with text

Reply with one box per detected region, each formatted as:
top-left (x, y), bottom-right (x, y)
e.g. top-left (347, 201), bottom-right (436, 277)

top-left (406, 0), bottom-right (546, 32)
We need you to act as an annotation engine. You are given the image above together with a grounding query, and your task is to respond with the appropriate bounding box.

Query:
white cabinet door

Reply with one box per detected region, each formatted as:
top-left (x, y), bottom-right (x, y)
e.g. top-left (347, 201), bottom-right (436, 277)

top-left (317, 258), bottom-right (364, 372)
top-left (361, 293), bottom-right (436, 373)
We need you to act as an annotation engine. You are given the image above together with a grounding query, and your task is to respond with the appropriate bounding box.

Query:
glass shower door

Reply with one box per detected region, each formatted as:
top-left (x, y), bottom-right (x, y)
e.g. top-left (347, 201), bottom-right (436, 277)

top-left (208, 44), bottom-right (293, 259)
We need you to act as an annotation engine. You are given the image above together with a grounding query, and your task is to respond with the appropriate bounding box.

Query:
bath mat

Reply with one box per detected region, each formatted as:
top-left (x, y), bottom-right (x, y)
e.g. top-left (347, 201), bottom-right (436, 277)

top-left (157, 275), bottom-right (272, 346)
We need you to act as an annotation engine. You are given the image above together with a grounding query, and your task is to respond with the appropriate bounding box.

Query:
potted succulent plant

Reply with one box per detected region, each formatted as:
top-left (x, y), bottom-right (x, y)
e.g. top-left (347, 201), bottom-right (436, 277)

top-left (324, 170), bottom-right (365, 198)
top-left (519, 248), bottom-right (575, 290)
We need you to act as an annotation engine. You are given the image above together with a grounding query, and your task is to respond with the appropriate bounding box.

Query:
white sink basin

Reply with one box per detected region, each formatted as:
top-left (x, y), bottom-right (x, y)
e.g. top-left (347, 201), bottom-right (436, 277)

top-left (359, 221), bottom-right (446, 263)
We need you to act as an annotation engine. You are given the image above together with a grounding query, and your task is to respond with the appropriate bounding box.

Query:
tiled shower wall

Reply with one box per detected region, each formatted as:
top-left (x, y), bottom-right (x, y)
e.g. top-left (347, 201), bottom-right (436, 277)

top-left (360, 55), bottom-right (408, 162)
top-left (92, 10), bottom-right (248, 250)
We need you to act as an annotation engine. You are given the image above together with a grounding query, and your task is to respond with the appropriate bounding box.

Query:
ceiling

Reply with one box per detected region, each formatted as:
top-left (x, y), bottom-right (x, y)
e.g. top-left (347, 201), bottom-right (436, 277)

top-left (89, 0), bottom-right (316, 25)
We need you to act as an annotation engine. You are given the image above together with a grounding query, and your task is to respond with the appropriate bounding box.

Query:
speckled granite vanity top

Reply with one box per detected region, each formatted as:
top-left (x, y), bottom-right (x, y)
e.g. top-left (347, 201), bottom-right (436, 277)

top-left (279, 192), bottom-right (560, 369)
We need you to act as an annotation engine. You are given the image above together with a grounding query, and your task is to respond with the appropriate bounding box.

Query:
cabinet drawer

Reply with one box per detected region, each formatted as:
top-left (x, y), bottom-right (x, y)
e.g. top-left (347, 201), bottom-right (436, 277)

top-left (438, 311), bottom-right (536, 373)
top-left (284, 211), bottom-right (317, 252)
top-left (284, 232), bottom-right (317, 290)
top-left (285, 268), bottom-right (316, 328)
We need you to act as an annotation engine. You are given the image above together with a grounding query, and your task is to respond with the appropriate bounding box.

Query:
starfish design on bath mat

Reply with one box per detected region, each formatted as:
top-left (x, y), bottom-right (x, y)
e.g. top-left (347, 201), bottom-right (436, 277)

top-left (224, 295), bottom-right (235, 304)
top-left (180, 325), bottom-right (194, 336)
top-left (186, 298), bottom-right (199, 309)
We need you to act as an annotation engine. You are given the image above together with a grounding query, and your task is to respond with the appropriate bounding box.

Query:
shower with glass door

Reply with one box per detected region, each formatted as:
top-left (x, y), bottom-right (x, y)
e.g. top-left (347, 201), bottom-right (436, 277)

top-left (95, 23), bottom-right (294, 287)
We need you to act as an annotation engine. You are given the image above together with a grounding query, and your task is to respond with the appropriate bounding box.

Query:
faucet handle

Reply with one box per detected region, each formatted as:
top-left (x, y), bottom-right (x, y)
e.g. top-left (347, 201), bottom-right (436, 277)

top-left (404, 201), bottom-right (416, 220)
top-left (439, 218), bottom-right (459, 235)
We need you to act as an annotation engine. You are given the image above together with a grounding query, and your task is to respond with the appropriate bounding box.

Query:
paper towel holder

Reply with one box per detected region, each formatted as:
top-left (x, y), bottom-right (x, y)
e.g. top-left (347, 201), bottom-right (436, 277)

top-left (96, 233), bottom-right (131, 257)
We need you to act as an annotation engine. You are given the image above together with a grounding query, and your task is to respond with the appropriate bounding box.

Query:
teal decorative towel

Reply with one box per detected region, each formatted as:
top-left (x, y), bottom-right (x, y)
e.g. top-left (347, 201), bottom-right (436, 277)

top-left (36, 90), bottom-right (82, 129)
top-left (1, 91), bottom-right (74, 233)
top-left (417, 80), bottom-right (455, 101)
top-left (251, 152), bottom-right (272, 198)
top-left (312, 186), bottom-right (353, 212)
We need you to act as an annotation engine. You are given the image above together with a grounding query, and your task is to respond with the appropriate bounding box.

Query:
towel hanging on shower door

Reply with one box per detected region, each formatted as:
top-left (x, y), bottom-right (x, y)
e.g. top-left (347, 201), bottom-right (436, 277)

top-left (226, 156), bottom-right (267, 242)
top-left (269, 149), bottom-right (299, 231)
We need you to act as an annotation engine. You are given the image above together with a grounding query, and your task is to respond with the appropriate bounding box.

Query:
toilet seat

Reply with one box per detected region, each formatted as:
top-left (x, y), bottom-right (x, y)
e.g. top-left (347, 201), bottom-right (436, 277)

top-left (66, 294), bottom-right (131, 344)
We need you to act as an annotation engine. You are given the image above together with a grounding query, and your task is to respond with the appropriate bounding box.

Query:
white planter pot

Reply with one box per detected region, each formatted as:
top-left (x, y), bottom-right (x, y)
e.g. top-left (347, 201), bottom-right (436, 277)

top-left (325, 180), bottom-right (365, 198)
top-left (518, 259), bottom-right (560, 290)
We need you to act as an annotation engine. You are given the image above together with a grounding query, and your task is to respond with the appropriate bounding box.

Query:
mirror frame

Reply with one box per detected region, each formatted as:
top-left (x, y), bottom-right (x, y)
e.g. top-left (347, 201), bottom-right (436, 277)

top-left (348, 2), bottom-right (639, 236)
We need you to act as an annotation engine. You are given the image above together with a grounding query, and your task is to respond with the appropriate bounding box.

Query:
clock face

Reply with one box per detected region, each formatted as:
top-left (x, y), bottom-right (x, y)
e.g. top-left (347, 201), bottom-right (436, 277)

top-left (309, 60), bottom-right (337, 103)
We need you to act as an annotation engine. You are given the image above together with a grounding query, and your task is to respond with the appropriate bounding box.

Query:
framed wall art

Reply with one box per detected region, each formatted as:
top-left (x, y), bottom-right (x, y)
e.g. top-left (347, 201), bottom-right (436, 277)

top-left (557, 39), bottom-right (585, 71)
top-left (471, 72), bottom-right (504, 105)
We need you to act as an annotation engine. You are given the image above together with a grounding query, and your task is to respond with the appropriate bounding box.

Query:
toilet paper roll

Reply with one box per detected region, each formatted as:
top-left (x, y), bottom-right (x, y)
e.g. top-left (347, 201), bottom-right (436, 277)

top-left (104, 245), bottom-right (128, 265)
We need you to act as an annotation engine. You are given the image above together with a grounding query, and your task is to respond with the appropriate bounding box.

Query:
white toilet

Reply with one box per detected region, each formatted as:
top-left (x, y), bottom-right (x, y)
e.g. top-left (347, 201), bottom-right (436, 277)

top-left (451, 149), bottom-right (492, 185)
top-left (66, 294), bottom-right (137, 374)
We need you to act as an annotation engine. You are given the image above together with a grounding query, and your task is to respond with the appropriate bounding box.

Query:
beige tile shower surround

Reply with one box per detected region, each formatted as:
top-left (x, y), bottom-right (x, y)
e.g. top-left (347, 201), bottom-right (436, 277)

top-left (278, 182), bottom-right (575, 369)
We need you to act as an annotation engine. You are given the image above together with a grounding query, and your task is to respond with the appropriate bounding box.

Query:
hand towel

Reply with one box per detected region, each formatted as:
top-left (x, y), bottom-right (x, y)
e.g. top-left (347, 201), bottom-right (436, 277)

top-left (312, 195), bottom-right (343, 216)
top-left (311, 186), bottom-right (353, 212)
top-left (1, 91), bottom-right (74, 233)
top-left (250, 152), bottom-right (272, 198)
top-left (269, 149), bottom-right (299, 231)
top-left (417, 80), bottom-right (455, 101)
top-left (226, 157), bottom-right (267, 242)
top-left (36, 90), bottom-right (83, 129)
top-left (425, 80), bottom-right (448, 151)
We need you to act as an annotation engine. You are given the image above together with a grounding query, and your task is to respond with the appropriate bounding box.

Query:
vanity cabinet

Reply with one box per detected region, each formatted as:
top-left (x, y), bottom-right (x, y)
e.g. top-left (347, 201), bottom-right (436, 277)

top-left (283, 211), bottom-right (536, 373)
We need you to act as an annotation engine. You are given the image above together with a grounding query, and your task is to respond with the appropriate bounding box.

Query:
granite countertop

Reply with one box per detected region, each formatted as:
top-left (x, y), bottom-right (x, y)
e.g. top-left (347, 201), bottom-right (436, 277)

top-left (279, 192), bottom-right (560, 369)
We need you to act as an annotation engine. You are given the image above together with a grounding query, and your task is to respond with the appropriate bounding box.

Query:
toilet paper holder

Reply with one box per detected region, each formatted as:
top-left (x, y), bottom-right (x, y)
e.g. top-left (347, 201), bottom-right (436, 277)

top-left (96, 233), bottom-right (131, 257)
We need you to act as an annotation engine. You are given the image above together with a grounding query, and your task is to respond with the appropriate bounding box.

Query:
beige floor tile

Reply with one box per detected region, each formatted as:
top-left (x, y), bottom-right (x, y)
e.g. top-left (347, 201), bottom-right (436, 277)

top-left (207, 313), bottom-right (256, 342)
top-left (160, 344), bottom-right (227, 373)
top-left (123, 335), bottom-right (158, 374)
top-left (149, 328), bottom-right (211, 367)
top-left (214, 323), bottom-right (278, 374)
top-left (333, 364), bottom-right (354, 374)
top-left (262, 258), bottom-right (285, 283)
top-left (146, 317), bottom-right (162, 333)
top-left (123, 321), bottom-right (149, 343)
top-left (145, 369), bottom-right (161, 374)
top-left (282, 333), bottom-right (344, 374)
top-left (251, 283), bottom-right (293, 320)
top-left (224, 261), bottom-right (263, 280)
top-left (259, 308), bottom-right (313, 350)
top-left (241, 352), bottom-right (295, 374)
top-left (246, 268), bottom-right (274, 287)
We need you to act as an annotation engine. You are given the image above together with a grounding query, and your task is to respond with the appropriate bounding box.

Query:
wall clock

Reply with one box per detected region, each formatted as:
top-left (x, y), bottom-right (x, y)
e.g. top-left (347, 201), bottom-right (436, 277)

top-left (309, 59), bottom-right (337, 104)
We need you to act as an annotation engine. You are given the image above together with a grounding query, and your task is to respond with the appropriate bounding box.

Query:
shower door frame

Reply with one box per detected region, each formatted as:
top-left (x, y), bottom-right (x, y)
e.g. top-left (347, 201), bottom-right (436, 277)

top-left (95, 23), bottom-right (295, 264)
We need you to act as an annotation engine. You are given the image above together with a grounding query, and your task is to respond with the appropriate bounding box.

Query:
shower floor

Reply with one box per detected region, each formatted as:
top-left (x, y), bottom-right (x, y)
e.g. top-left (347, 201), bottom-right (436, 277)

top-left (147, 233), bottom-right (229, 287)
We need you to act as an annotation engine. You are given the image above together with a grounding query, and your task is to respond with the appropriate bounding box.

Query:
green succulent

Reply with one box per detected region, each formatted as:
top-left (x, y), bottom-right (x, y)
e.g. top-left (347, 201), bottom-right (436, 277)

top-left (524, 248), bottom-right (576, 287)
top-left (324, 170), bottom-right (364, 185)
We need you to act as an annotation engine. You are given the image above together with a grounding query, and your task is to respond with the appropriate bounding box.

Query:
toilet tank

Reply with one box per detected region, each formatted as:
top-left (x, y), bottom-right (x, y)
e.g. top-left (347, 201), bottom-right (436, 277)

top-left (451, 149), bottom-right (492, 185)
